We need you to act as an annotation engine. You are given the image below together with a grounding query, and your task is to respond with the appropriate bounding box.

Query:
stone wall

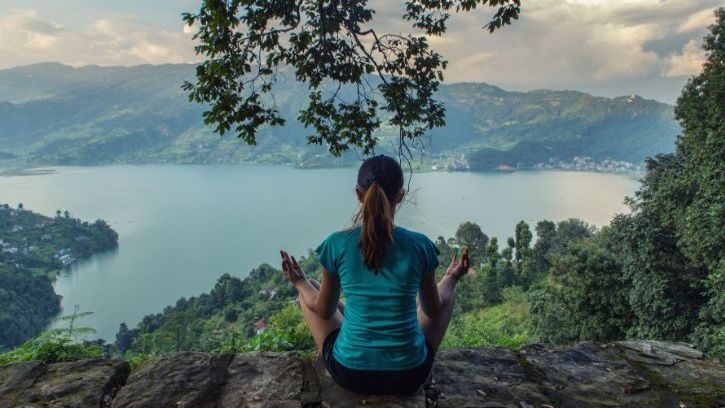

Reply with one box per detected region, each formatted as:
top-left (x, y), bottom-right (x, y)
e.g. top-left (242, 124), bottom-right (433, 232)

top-left (1, 341), bottom-right (723, 407)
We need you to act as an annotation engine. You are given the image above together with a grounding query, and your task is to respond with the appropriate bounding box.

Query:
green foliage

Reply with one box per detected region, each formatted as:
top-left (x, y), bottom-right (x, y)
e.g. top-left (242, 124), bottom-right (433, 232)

top-left (514, 221), bottom-right (534, 288)
top-left (524, 15), bottom-right (724, 357)
top-left (119, 253), bottom-right (321, 356)
top-left (181, 0), bottom-right (518, 159)
top-left (268, 302), bottom-right (315, 352)
top-left (605, 213), bottom-right (703, 341)
top-left (239, 331), bottom-right (295, 353)
top-left (0, 264), bottom-right (60, 350)
top-left (526, 9), bottom-right (725, 357)
top-left (0, 204), bottom-right (118, 349)
top-left (437, 221), bottom-right (546, 313)
top-left (670, 8), bottom-right (724, 356)
top-left (454, 221), bottom-right (488, 264)
top-left (124, 352), bottom-right (156, 370)
top-left (115, 323), bottom-right (134, 354)
top-left (442, 286), bottom-right (532, 349)
top-left (216, 303), bottom-right (314, 354)
top-left (0, 306), bottom-right (102, 364)
top-left (532, 220), bottom-right (556, 273)
top-left (0, 332), bottom-right (102, 365)
top-left (529, 240), bottom-right (631, 343)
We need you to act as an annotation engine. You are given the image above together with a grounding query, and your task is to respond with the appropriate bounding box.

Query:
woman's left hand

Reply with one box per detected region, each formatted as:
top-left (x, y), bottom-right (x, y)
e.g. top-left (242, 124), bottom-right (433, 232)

top-left (280, 250), bottom-right (306, 286)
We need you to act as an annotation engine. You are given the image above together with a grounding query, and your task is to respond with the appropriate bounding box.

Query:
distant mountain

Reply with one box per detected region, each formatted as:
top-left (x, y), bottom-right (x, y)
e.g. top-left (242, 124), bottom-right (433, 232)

top-left (0, 63), bottom-right (680, 168)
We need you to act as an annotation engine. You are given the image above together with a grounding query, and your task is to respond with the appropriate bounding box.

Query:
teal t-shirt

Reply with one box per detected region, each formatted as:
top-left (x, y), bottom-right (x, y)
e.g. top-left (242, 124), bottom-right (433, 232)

top-left (315, 225), bottom-right (440, 370)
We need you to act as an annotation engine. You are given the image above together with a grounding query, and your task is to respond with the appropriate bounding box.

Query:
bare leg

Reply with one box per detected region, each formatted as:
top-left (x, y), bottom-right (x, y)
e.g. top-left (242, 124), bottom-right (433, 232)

top-left (309, 279), bottom-right (345, 315)
top-left (417, 279), bottom-right (457, 353)
top-left (298, 282), bottom-right (344, 351)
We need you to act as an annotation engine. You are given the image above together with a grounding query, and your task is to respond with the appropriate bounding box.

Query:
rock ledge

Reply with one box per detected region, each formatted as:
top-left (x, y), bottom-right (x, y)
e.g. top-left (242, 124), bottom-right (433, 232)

top-left (1, 341), bottom-right (723, 407)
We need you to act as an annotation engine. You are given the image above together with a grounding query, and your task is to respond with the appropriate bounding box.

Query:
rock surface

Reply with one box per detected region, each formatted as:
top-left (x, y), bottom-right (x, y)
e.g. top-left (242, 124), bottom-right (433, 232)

top-left (0, 358), bottom-right (129, 407)
top-left (0, 341), bottom-right (722, 407)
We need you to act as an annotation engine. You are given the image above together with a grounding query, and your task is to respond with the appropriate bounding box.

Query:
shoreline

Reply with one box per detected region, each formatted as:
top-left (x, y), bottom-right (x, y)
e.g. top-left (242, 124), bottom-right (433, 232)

top-left (0, 161), bottom-right (645, 178)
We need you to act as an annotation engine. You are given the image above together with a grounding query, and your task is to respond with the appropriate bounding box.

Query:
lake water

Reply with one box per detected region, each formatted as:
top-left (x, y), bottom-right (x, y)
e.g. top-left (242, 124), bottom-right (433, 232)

top-left (0, 165), bottom-right (639, 340)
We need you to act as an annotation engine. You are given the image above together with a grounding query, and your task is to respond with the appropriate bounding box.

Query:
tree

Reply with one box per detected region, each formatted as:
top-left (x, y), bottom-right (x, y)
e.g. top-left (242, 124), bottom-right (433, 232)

top-left (514, 221), bottom-right (532, 262)
top-left (116, 323), bottom-right (134, 354)
top-left (552, 219), bottom-right (593, 253)
top-left (17, 203), bottom-right (23, 210)
top-left (455, 221), bottom-right (488, 264)
top-left (528, 10), bottom-right (724, 356)
top-left (514, 221), bottom-right (533, 287)
top-left (182, 0), bottom-right (520, 162)
top-left (670, 8), bottom-right (724, 356)
top-left (455, 221), bottom-right (487, 248)
top-left (532, 220), bottom-right (556, 275)
top-left (604, 8), bottom-right (723, 355)
top-left (224, 308), bottom-right (239, 323)
top-left (529, 240), bottom-right (631, 343)
top-left (606, 213), bottom-right (701, 341)
top-left (480, 265), bottom-right (500, 305)
top-left (165, 312), bottom-right (190, 352)
top-left (485, 237), bottom-right (499, 270)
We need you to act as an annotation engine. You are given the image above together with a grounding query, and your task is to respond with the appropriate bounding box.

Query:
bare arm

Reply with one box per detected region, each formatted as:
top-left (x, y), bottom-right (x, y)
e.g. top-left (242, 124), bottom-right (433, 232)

top-left (419, 248), bottom-right (469, 319)
top-left (280, 250), bottom-right (340, 319)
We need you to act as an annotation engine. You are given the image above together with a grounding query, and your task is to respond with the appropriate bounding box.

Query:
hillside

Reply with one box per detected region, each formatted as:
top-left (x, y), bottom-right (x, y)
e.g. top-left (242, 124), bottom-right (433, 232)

top-left (0, 204), bottom-right (118, 350)
top-left (0, 63), bottom-right (680, 169)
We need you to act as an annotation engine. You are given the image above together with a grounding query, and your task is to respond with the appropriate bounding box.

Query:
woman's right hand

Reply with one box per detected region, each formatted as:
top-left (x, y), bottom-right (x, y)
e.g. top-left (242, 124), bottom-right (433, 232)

top-left (445, 247), bottom-right (469, 281)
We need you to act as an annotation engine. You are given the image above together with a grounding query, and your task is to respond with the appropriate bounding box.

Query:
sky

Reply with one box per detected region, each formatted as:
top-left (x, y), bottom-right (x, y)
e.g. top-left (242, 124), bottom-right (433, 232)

top-left (0, 0), bottom-right (719, 103)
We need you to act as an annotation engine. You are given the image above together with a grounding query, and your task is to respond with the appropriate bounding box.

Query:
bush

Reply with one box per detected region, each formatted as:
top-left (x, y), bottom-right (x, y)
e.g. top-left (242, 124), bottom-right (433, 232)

top-left (216, 302), bottom-right (315, 354)
top-left (442, 286), bottom-right (533, 349)
top-left (0, 307), bottom-right (101, 364)
top-left (0, 331), bottom-right (102, 364)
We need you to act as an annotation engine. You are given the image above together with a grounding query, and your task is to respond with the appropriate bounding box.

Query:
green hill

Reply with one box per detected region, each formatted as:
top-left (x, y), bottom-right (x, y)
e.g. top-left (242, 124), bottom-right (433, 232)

top-left (0, 204), bottom-right (118, 350)
top-left (0, 63), bottom-right (680, 168)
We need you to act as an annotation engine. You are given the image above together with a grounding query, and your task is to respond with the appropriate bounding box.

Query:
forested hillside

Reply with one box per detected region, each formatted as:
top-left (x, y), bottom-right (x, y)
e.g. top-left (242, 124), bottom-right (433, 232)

top-left (108, 212), bottom-right (721, 361)
top-left (0, 63), bottom-right (678, 169)
top-left (0, 204), bottom-right (118, 350)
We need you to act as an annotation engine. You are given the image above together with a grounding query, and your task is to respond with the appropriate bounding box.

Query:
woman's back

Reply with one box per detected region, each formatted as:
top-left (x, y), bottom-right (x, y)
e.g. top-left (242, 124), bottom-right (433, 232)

top-left (316, 225), bottom-right (440, 370)
top-left (280, 154), bottom-right (467, 395)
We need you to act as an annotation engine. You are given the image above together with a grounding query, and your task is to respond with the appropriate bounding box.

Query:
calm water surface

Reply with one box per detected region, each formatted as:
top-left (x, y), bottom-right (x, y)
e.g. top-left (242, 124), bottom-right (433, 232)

top-left (0, 165), bottom-right (639, 339)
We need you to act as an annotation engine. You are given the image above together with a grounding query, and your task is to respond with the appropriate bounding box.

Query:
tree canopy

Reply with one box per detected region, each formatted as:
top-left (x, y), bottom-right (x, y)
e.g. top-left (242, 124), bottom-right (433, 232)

top-left (528, 9), bottom-right (724, 356)
top-left (182, 0), bottom-right (520, 163)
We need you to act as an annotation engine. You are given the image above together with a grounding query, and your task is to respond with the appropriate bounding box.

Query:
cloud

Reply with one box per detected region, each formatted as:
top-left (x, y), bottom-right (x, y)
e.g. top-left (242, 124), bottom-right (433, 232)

top-left (0, 10), bottom-right (62, 51)
top-left (367, 0), bottom-right (718, 102)
top-left (678, 8), bottom-right (718, 33)
top-left (0, 9), bottom-right (198, 68)
top-left (0, 1), bottom-right (720, 103)
top-left (664, 39), bottom-right (706, 77)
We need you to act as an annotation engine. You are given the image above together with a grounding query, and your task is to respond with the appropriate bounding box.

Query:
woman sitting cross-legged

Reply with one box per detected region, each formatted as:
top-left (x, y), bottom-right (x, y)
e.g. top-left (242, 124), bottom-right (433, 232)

top-left (280, 154), bottom-right (469, 396)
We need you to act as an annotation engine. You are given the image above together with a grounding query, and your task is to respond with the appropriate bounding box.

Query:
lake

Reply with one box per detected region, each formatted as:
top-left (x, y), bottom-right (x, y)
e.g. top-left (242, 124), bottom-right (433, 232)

top-left (0, 165), bottom-right (639, 340)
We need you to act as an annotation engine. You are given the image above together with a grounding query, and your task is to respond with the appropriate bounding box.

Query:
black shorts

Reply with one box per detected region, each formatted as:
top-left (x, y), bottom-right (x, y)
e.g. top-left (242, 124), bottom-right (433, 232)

top-left (321, 329), bottom-right (435, 395)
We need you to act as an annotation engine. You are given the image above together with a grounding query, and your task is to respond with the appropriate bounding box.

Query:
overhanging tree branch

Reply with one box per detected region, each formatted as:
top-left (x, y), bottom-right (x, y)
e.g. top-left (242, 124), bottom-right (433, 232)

top-left (182, 0), bottom-right (520, 162)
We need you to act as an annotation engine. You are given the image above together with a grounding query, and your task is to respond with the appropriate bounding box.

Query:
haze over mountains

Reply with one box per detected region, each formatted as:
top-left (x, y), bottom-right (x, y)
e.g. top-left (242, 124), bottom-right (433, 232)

top-left (0, 63), bottom-right (680, 168)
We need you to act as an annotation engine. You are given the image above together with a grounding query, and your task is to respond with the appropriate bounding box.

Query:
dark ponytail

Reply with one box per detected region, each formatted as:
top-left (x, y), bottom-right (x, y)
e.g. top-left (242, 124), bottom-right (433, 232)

top-left (354, 155), bottom-right (404, 273)
top-left (359, 181), bottom-right (394, 271)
